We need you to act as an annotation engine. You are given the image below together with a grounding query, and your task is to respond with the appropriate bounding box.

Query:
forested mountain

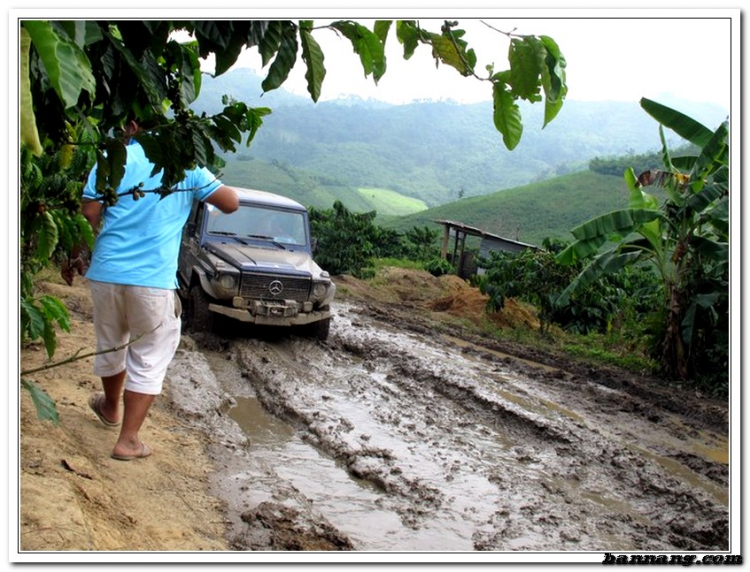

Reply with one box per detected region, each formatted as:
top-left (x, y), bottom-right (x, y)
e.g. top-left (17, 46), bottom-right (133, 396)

top-left (194, 67), bottom-right (724, 247)
top-left (197, 67), bottom-right (727, 208)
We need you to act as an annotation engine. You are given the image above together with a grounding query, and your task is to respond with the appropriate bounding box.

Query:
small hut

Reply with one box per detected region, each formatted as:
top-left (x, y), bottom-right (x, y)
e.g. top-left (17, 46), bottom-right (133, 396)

top-left (435, 219), bottom-right (539, 278)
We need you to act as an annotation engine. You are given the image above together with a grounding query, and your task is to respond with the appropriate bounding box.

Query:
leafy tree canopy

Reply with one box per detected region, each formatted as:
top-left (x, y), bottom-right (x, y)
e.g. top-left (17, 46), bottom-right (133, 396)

top-left (21, 18), bottom-right (567, 195)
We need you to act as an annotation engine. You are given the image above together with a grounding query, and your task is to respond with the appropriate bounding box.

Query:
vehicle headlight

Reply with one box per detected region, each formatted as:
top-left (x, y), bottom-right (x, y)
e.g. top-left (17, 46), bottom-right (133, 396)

top-left (313, 282), bottom-right (328, 298)
top-left (219, 274), bottom-right (237, 290)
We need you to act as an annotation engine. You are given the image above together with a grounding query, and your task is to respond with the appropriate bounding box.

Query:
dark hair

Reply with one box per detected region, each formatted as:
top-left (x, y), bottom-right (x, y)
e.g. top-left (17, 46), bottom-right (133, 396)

top-left (125, 111), bottom-right (159, 131)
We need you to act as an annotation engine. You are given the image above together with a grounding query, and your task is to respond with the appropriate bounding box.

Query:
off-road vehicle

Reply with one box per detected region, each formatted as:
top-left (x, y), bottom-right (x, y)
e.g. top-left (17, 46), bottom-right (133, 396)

top-left (177, 187), bottom-right (335, 340)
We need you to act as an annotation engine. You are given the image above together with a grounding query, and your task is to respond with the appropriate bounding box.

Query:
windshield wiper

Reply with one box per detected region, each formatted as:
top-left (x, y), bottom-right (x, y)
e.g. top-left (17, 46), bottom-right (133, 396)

top-left (247, 234), bottom-right (286, 250)
top-left (211, 231), bottom-right (249, 245)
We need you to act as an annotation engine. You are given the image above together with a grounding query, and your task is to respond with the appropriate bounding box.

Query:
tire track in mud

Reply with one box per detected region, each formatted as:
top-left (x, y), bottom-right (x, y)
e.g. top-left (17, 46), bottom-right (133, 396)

top-left (209, 303), bottom-right (728, 552)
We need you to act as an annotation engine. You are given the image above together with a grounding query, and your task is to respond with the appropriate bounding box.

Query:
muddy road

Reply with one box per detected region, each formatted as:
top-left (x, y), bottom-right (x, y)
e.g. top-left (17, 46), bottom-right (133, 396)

top-left (164, 299), bottom-right (729, 554)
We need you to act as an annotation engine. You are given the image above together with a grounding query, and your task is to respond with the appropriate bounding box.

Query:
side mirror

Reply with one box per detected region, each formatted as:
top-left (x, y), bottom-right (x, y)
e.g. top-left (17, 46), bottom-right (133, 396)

top-left (311, 237), bottom-right (318, 253)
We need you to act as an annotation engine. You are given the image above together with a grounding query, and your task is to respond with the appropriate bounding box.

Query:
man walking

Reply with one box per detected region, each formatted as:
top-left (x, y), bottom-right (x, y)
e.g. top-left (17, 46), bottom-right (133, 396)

top-left (81, 118), bottom-right (238, 461)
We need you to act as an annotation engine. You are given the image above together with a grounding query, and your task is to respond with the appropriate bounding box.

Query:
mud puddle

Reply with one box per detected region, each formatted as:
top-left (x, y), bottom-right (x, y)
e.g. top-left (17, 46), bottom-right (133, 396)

top-left (167, 302), bottom-right (729, 553)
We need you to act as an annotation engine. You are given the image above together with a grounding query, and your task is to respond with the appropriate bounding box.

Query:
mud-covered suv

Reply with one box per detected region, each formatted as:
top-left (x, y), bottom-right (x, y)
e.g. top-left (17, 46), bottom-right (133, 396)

top-left (177, 187), bottom-right (335, 340)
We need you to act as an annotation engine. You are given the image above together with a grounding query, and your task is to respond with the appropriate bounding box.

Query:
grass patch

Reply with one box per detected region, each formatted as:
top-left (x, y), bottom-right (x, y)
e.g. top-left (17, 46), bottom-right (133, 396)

top-left (357, 187), bottom-right (428, 217)
top-left (562, 333), bottom-right (658, 375)
top-left (370, 257), bottom-right (425, 271)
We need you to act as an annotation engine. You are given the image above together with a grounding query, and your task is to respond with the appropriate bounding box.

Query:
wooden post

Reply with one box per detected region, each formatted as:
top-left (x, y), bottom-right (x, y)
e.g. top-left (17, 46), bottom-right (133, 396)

top-left (451, 228), bottom-right (460, 268)
top-left (441, 224), bottom-right (450, 260)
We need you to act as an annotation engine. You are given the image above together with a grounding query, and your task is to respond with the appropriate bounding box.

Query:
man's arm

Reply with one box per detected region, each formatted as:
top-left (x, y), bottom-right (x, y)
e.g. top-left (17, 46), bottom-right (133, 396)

top-left (81, 199), bottom-right (104, 228)
top-left (61, 199), bottom-right (102, 286)
top-left (205, 185), bottom-right (239, 214)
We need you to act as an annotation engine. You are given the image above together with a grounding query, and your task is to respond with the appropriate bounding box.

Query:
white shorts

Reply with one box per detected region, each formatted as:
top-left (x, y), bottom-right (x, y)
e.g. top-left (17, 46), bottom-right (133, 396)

top-left (89, 281), bottom-right (182, 395)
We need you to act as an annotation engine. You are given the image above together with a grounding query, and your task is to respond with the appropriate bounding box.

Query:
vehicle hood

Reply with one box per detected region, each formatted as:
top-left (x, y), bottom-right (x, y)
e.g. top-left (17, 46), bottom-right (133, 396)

top-left (205, 241), bottom-right (322, 276)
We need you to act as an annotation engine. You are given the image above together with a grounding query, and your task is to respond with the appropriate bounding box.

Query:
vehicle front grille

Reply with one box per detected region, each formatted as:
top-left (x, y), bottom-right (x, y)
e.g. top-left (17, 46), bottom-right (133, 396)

top-left (240, 273), bottom-right (311, 302)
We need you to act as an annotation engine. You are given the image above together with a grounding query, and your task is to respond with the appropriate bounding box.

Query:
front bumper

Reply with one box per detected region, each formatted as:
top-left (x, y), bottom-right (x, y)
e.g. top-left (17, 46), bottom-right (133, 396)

top-left (208, 301), bottom-right (331, 326)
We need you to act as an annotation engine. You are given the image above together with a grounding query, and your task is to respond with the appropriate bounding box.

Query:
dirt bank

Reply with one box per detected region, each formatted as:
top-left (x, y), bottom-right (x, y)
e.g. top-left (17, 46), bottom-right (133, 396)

top-left (16, 269), bottom-right (731, 562)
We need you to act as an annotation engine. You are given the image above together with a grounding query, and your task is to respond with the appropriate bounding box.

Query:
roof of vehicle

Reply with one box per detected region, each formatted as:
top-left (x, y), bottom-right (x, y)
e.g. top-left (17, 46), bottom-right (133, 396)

top-left (233, 187), bottom-right (306, 211)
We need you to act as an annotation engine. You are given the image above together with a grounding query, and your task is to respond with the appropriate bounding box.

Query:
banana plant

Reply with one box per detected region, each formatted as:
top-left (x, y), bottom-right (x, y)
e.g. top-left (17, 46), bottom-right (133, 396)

top-left (556, 98), bottom-right (729, 380)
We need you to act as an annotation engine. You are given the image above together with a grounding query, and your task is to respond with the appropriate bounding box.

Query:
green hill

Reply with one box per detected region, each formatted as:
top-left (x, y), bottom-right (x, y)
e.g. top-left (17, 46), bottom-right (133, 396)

top-left (383, 170), bottom-right (636, 247)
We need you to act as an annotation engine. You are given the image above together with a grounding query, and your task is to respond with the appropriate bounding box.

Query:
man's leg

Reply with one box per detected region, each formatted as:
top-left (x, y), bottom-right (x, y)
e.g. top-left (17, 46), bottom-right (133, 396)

top-left (100, 371), bottom-right (126, 424)
top-left (112, 287), bottom-right (180, 459)
top-left (89, 281), bottom-right (128, 426)
top-left (112, 390), bottom-right (155, 459)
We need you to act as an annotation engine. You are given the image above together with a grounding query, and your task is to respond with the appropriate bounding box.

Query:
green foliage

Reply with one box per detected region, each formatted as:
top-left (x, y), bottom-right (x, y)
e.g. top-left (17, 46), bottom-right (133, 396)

top-left (477, 248), bottom-right (577, 336)
top-left (21, 379), bottom-right (61, 425)
top-left (309, 201), bottom-right (400, 277)
top-left (309, 204), bottom-right (446, 277)
top-left (403, 226), bottom-right (441, 261)
top-left (21, 296), bottom-right (71, 359)
top-left (556, 98), bottom-right (729, 389)
top-left (476, 238), bottom-right (661, 339)
top-left (424, 257), bottom-right (454, 277)
top-left (20, 138), bottom-right (95, 361)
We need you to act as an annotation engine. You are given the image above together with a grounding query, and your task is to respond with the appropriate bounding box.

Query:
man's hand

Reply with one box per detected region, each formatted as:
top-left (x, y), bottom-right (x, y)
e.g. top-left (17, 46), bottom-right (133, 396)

top-left (60, 246), bottom-right (89, 286)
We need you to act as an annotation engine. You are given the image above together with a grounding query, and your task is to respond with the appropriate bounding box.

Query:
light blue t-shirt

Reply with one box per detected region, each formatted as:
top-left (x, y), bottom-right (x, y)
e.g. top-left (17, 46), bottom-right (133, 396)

top-left (83, 140), bottom-right (222, 289)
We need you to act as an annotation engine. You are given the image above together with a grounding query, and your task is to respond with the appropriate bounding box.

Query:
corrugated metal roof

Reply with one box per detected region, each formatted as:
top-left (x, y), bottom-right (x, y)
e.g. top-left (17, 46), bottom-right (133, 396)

top-left (434, 219), bottom-right (539, 250)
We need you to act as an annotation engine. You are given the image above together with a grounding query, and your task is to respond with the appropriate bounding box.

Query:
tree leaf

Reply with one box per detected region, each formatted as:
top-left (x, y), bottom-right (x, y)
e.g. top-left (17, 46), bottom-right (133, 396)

top-left (300, 26), bottom-right (326, 102)
top-left (556, 250), bottom-right (639, 306)
top-left (21, 379), bottom-right (61, 424)
top-left (214, 25), bottom-right (249, 76)
top-left (262, 24), bottom-right (298, 93)
top-left (104, 138), bottom-right (128, 192)
top-left (330, 21), bottom-right (386, 83)
top-left (49, 210), bottom-right (72, 252)
top-left (21, 299), bottom-right (46, 341)
top-left (625, 167), bottom-right (659, 209)
top-left (570, 208), bottom-right (663, 242)
top-left (539, 36), bottom-right (567, 127)
top-left (243, 107), bottom-right (272, 146)
top-left (492, 83), bottom-right (522, 150)
top-left (691, 235), bottom-right (728, 263)
top-left (373, 20), bottom-right (392, 44)
top-left (395, 20), bottom-right (421, 60)
top-left (640, 98), bottom-right (714, 148)
top-left (23, 20), bottom-right (96, 109)
top-left (428, 28), bottom-right (475, 77)
top-left (177, 41), bottom-right (201, 104)
top-left (32, 211), bottom-right (59, 261)
top-left (690, 121), bottom-right (729, 183)
top-left (258, 20), bottom-right (284, 67)
top-left (508, 37), bottom-right (542, 101)
top-left (72, 213), bottom-right (94, 250)
top-left (20, 28), bottom-right (43, 156)
top-left (539, 35), bottom-right (567, 101)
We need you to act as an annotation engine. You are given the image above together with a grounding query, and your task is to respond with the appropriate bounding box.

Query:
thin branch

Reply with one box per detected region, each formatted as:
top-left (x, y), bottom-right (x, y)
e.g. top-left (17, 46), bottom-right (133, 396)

top-left (20, 322), bottom-right (163, 377)
top-left (479, 20), bottom-right (518, 39)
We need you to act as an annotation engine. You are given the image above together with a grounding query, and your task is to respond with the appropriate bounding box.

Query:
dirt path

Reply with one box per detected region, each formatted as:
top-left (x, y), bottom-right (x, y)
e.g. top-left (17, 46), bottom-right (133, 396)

top-left (16, 271), bottom-right (731, 559)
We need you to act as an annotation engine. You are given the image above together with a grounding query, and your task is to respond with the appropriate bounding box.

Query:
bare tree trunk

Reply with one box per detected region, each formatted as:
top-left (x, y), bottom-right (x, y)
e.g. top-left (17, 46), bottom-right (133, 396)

top-left (664, 285), bottom-right (689, 380)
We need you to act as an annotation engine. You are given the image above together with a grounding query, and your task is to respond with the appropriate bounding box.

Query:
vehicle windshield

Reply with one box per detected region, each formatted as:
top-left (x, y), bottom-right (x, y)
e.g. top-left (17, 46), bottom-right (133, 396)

top-left (206, 204), bottom-right (308, 247)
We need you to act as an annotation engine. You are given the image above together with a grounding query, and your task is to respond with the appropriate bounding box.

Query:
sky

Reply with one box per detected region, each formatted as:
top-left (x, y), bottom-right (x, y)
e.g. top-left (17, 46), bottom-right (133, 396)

top-left (223, 12), bottom-right (735, 113)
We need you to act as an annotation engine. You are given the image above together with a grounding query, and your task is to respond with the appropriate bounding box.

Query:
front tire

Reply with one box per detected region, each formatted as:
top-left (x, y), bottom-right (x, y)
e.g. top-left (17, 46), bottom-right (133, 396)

top-left (306, 317), bottom-right (331, 341)
top-left (187, 285), bottom-right (214, 333)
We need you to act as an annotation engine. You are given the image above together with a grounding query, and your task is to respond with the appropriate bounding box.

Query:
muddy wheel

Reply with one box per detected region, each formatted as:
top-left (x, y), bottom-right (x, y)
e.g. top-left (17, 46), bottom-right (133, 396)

top-left (307, 317), bottom-right (331, 341)
top-left (187, 285), bottom-right (214, 333)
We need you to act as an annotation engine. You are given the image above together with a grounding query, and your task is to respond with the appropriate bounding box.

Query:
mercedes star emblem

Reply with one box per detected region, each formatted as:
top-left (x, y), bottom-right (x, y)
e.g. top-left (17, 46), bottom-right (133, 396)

top-left (268, 280), bottom-right (284, 296)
